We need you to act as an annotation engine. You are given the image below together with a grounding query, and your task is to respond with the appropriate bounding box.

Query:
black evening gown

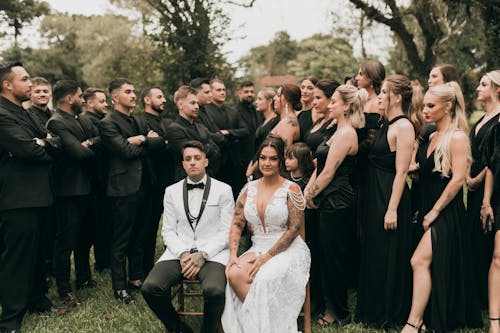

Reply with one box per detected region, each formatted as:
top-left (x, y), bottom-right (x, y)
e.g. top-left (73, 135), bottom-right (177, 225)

top-left (303, 118), bottom-right (336, 157)
top-left (297, 109), bottom-right (313, 141)
top-left (416, 136), bottom-right (482, 332)
top-left (254, 116), bottom-right (280, 154)
top-left (484, 122), bottom-right (500, 232)
top-left (467, 114), bottom-right (499, 307)
top-left (316, 140), bottom-right (357, 321)
top-left (355, 115), bottom-right (414, 327)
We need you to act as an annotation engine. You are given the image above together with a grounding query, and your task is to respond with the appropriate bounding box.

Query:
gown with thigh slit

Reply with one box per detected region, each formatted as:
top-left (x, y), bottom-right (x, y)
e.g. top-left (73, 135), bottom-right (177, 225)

top-left (221, 179), bottom-right (311, 333)
top-left (416, 135), bottom-right (482, 332)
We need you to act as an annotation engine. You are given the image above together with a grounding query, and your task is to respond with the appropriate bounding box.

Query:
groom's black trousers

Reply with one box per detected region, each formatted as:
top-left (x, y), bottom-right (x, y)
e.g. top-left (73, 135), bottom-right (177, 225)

top-left (141, 260), bottom-right (226, 333)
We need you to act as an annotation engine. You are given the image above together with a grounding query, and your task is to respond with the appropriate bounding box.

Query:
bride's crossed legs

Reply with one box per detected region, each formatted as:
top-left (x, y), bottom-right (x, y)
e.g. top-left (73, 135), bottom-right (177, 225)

top-left (227, 252), bottom-right (258, 302)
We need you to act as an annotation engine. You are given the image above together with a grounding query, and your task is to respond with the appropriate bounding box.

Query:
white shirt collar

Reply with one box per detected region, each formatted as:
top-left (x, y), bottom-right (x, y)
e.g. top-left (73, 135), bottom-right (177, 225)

top-left (186, 173), bottom-right (207, 185)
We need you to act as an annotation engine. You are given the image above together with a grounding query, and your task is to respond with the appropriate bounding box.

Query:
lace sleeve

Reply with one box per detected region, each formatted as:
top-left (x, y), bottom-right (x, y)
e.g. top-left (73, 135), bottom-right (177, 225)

top-left (287, 183), bottom-right (306, 211)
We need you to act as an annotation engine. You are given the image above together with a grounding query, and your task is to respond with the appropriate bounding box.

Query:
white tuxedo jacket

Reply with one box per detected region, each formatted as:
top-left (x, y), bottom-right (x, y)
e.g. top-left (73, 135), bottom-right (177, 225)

top-left (157, 176), bottom-right (234, 265)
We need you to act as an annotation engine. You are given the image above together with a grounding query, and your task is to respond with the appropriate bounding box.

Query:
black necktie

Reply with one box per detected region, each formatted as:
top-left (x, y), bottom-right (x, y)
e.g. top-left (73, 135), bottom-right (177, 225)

top-left (187, 182), bottom-right (205, 190)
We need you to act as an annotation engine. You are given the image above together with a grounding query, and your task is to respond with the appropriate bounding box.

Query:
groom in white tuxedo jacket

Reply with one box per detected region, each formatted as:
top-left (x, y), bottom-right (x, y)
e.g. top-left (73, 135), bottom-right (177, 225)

top-left (141, 140), bottom-right (234, 333)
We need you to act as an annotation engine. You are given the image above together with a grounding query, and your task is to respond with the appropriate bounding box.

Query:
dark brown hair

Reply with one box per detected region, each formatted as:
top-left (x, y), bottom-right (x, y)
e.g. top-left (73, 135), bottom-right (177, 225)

top-left (281, 84), bottom-right (302, 111)
top-left (286, 142), bottom-right (314, 182)
top-left (256, 135), bottom-right (286, 176)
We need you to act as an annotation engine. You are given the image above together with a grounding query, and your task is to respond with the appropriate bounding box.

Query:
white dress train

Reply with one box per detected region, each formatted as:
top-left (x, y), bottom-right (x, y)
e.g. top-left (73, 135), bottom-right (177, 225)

top-left (221, 180), bottom-right (311, 333)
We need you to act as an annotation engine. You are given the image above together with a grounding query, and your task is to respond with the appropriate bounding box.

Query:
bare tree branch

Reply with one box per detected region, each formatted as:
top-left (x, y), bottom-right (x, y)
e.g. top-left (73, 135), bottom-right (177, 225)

top-left (225, 0), bottom-right (256, 7)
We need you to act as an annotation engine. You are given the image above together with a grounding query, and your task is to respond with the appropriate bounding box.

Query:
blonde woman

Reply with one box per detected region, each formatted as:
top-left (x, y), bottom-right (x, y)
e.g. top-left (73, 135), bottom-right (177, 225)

top-left (467, 70), bottom-right (500, 307)
top-left (304, 85), bottom-right (366, 326)
top-left (355, 74), bottom-right (421, 327)
top-left (401, 82), bottom-right (482, 332)
top-left (479, 70), bottom-right (500, 333)
top-left (246, 88), bottom-right (279, 180)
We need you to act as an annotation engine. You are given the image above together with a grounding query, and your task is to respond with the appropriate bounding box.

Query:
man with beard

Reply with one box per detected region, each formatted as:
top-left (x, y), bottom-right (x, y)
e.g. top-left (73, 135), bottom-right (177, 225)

top-left (81, 87), bottom-right (110, 274)
top-left (205, 79), bottom-right (249, 197)
top-left (99, 78), bottom-right (164, 303)
top-left (236, 81), bottom-right (262, 164)
top-left (47, 80), bottom-right (101, 307)
top-left (0, 62), bottom-right (59, 333)
top-left (28, 77), bottom-right (52, 125)
top-left (166, 86), bottom-right (222, 181)
top-left (82, 87), bottom-right (108, 126)
top-left (140, 86), bottom-right (174, 274)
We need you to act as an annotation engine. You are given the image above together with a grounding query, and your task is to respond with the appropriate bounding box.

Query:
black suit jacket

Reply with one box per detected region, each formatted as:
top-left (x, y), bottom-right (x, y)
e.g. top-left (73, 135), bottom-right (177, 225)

top-left (165, 115), bottom-right (221, 180)
top-left (0, 96), bottom-right (59, 211)
top-left (143, 112), bottom-right (176, 189)
top-left (205, 103), bottom-right (249, 166)
top-left (236, 101), bottom-right (263, 163)
top-left (28, 105), bottom-right (53, 127)
top-left (80, 111), bottom-right (107, 192)
top-left (99, 109), bottom-right (164, 197)
top-left (47, 109), bottom-right (100, 197)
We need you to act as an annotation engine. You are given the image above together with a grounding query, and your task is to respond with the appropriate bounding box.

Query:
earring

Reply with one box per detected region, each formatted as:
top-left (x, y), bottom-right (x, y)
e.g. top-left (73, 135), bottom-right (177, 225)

top-left (343, 110), bottom-right (348, 117)
top-left (285, 104), bottom-right (289, 116)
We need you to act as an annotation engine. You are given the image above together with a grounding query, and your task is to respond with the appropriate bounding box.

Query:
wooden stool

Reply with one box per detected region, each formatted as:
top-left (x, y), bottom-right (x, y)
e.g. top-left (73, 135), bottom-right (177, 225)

top-left (172, 279), bottom-right (203, 317)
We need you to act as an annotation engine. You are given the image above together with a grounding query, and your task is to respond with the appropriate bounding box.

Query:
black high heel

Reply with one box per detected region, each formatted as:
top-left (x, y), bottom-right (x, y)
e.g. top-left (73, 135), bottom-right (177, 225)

top-left (405, 321), bottom-right (426, 333)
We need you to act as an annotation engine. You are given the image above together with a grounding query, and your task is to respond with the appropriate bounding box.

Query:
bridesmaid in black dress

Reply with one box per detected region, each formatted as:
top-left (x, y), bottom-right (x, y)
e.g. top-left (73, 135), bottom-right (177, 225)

top-left (298, 76), bottom-right (319, 140)
top-left (480, 71), bottom-right (500, 333)
top-left (246, 88), bottom-right (279, 180)
top-left (356, 75), bottom-right (421, 328)
top-left (303, 79), bottom-right (339, 156)
top-left (467, 71), bottom-right (500, 308)
top-left (401, 82), bottom-right (482, 333)
top-left (481, 120), bottom-right (500, 333)
top-left (305, 84), bottom-right (366, 326)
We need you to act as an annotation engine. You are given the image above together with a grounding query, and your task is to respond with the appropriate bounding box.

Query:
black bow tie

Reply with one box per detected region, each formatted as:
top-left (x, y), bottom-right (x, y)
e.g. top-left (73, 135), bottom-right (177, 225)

top-left (187, 182), bottom-right (205, 190)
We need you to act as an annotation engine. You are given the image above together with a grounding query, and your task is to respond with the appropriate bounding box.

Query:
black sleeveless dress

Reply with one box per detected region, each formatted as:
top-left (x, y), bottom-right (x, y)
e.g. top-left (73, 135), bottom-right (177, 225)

top-left (355, 115), bottom-right (414, 327)
top-left (416, 136), bottom-right (482, 332)
top-left (303, 119), bottom-right (336, 157)
top-left (254, 116), bottom-right (280, 155)
top-left (316, 139), bottom-right (357, 321)
top-left (484, 122), bottom-right (500, 231)
top-left (467, 114), bottom-right (499, 307)
top-left (297, 109), bottom-right (313, 141)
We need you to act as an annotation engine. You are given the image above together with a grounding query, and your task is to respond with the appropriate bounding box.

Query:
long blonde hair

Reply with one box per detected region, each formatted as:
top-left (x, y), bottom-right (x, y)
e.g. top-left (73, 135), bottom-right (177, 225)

top-left (428, 81), bottom-right (471, 177)
top-left (335, 85), bottom-right (367, 128)
top-left (485, 70), bottom-right (500, 103)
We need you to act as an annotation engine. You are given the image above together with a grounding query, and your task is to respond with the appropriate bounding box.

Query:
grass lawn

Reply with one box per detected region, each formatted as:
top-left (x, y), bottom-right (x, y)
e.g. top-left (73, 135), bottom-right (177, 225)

top-left (20, 235), bottom-right (490, 333)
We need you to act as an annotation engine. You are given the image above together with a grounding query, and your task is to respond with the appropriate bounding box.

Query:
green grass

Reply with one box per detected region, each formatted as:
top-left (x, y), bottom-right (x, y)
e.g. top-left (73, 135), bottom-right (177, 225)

top-left (19, 226), bottom-right (490, 333)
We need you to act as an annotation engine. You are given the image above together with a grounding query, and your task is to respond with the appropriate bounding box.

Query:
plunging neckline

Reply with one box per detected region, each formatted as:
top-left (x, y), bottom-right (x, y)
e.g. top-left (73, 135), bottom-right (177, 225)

top-left (255, 179), bottom-right (286, 232)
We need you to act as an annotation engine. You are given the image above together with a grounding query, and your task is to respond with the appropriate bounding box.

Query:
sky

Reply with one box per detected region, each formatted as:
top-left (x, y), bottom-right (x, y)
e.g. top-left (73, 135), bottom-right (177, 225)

top-left (39, 0), bottom-right (383, 64)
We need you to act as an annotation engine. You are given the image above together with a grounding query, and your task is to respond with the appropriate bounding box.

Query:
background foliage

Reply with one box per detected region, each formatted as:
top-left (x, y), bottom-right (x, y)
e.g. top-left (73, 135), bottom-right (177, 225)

top-left (1, 0), bottom-right (498, 113)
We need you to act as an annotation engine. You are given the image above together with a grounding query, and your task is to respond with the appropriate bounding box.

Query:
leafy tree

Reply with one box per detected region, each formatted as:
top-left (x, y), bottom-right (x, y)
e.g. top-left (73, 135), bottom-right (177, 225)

top-left (348, 0), bottom-right (486, 83)
top-left (111, 0), bottom-right (237, 96)
top-left (239, 31), bottom-right (299, 78)
top-left (288, 34), bottom-right (358, 82)
top-left (2, 13), bottom-right (162, 96)
top-left (0, 0), bottom-right (49, 47)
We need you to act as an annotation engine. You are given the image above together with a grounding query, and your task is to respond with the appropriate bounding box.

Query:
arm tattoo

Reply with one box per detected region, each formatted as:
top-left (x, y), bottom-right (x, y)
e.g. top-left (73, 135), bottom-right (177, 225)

top-left (286, 117), bottom-right (298, 127)
top-left (267, 195), bottom-right (304, 257)
top-left (229, 190), bottom-right (247, 255)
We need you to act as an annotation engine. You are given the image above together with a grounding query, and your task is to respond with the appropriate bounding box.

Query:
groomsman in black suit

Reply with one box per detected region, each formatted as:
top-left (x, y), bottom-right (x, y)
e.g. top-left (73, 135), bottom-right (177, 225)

top-left (28, 77), bottom-right (53, 125)
top-left (205, 79), bottom-right (249, 197)
top-left (236, 81), bottom-right (262, 164)
top-left (166, 85), bottom-right (222, 181)
top-left (99, 78), bottom-right (164, 303)
top-left (189, 78), bottom-right (217, 132)
top-left (0, 62), bottom-right (59, 333)
top-left (27, 76), bottom-right (56, 277)
top-left (81, 87), bottom-right (111, 273)
top-left (140, 86), bottom-right (174, 274)
top-left (47, 80), bottom-right (101, 307)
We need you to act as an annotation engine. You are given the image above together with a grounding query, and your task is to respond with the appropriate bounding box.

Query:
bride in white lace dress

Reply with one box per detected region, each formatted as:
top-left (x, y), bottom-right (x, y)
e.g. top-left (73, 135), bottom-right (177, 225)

top-left (222, 136), bottom-right (311, 333)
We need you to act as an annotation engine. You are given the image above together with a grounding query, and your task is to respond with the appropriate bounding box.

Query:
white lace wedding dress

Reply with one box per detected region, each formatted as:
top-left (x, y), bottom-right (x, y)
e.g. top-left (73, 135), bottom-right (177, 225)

top-left (221, 179), bottom-right (311, 333)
